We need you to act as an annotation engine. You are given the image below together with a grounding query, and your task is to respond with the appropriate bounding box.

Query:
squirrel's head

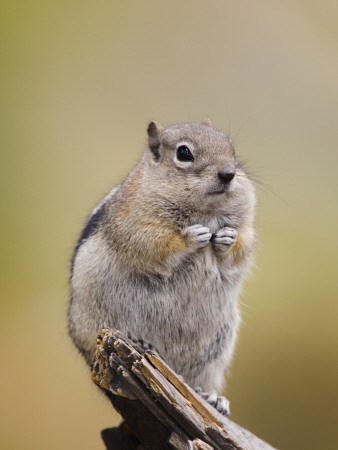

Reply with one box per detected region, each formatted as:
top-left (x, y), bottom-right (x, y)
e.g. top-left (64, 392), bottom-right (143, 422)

top-left (145, 119), bottom-right (253, 211)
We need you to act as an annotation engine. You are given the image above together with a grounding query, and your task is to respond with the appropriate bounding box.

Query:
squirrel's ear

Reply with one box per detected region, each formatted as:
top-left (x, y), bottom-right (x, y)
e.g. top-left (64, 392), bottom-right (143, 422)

top-left (201, 118), bottom-right (213, 127)
top-left (147, 121), bottom-right (164, 161)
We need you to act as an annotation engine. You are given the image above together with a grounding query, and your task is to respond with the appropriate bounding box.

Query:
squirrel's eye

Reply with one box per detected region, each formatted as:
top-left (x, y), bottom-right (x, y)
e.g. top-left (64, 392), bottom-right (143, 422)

top-left (176, 145), bottom-right (194, 162)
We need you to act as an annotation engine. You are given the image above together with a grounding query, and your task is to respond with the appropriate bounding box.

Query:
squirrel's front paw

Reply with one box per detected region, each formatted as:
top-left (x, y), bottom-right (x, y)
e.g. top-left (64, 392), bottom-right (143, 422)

top-left (184, 224), bottom-right (212, 249)
top-left (212, 227), bottom-right (237, 252)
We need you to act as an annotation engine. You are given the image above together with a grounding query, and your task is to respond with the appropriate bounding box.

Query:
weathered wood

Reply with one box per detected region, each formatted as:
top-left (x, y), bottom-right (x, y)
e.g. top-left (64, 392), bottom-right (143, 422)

top-left (91, 328), bottom-right (277, 450)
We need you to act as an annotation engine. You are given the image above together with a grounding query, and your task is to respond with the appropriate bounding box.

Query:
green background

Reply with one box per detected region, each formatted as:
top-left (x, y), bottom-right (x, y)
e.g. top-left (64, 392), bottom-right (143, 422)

top-left (1, 1), bottom-right (337, 449)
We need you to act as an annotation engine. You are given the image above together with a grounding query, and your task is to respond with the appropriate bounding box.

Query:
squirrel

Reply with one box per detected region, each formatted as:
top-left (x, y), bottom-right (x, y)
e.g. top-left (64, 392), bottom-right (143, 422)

top-left (68, 118), bottom-right (256, 415)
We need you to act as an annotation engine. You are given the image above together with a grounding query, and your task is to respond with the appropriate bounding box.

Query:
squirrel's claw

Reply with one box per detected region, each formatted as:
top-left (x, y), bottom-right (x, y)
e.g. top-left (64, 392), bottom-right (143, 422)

top-left (184, 224), bottom-right (212, 248)
top-left (212, 227), bottom-right (237, 251)
top-left (127, 333), bottom-right (159, 354)
top-left (195, 387), bottom-right (231, 417)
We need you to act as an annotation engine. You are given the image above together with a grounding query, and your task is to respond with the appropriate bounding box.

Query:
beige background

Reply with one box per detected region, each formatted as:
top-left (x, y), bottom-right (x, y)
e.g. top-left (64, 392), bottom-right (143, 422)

top-left (1, 1), bottom-right (338, 449)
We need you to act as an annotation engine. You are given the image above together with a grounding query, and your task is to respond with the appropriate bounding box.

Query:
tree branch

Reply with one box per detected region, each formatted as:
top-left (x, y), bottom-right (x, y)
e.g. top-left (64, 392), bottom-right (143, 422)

top-left (91, 328), bottom-right (276, 450)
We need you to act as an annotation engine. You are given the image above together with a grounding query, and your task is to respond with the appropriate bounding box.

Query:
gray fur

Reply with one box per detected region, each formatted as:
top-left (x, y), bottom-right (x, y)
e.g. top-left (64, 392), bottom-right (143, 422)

top-left (69, 120), bottom-right (255, 393)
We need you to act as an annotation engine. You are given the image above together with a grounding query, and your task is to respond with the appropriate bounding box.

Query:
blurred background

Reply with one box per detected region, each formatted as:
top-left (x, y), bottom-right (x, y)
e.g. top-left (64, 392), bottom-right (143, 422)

top-left (1, 1), bottom-right (337, 449)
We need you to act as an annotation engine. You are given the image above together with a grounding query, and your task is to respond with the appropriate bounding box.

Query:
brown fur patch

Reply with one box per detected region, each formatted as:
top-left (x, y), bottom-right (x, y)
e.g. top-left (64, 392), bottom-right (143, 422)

top-left (117, 210), bottom-right (187, 273)
top-left (165, 233), bottom-right (187, 253)
top-left (149, 225), bottom-right (187, 264)
top-left (119, 169), bottom-right (143, 217)
top-left (229, 226), bottom-right (254, 264)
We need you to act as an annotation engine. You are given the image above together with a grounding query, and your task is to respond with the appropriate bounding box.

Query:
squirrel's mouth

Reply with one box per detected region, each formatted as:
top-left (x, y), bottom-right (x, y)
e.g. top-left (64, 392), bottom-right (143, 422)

top-left (206, 186), bottom-right (228, 195)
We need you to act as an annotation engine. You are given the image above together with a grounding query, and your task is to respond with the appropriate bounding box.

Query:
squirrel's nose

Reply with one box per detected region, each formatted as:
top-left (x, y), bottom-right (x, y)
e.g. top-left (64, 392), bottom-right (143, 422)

top-left (218, 170), bottom-right (235, 184)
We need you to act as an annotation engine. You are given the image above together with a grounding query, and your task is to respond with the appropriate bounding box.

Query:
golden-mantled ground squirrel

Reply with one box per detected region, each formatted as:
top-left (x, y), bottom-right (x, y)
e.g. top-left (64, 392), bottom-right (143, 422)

top-left (69, 119), bottom-right (256, 415)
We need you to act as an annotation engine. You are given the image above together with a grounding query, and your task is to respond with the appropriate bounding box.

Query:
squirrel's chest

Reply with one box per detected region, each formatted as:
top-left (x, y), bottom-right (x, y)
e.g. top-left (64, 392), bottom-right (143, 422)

top-left (175, 244), bottom-right (230, 285)
top-left (149, 250), bottom-right (240, 362)
top-left (163, 247), bottom-right (236, 318)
